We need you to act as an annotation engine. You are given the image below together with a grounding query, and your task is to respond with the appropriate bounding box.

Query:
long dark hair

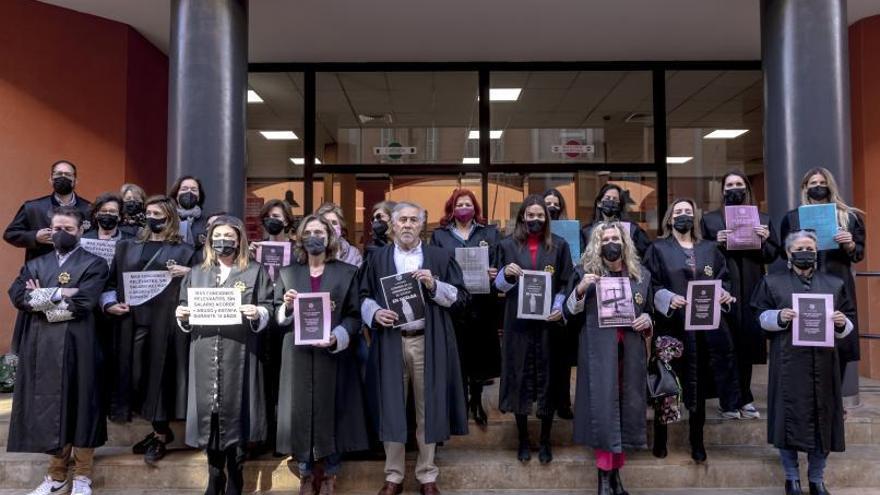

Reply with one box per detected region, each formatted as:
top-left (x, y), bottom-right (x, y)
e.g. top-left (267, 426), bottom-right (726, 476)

top-left (512, 194), bottom-right (553, 250)
top-left (169, 175), bottom-right (206, 207)
top-left (440, 189), bottom-right (486, 227)
top-left (720, 171), bottom-right (755, 206)
top-left (542, 188), bottom-right (567, 220)
top-left (592, 183), bottom-right (631, 222)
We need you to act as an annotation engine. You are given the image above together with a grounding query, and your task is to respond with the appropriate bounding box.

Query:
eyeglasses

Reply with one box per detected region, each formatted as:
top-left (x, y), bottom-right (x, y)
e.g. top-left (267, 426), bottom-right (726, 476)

top-left (52, 172), bottom-right (75, 179)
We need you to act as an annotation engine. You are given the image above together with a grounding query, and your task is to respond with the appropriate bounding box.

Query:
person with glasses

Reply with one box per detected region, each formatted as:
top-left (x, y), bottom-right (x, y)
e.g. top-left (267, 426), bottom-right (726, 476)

top-left (100, 196), bottom-right (195, 465)
top-left (700, 171), bottom-right (779, 421)
top-left (364, 200), bottom-right (396, 264)
top-left (751, 230), bottom-right (854, 495)
top-left (5, 160), bottom-right (93, 262)
top-left (780, 167), bottom-right (865, 373)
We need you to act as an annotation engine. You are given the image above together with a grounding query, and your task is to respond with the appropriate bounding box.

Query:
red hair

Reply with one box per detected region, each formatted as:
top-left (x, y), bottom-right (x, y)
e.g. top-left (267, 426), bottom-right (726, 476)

top-left (440, 189), bottom-right (486, 227)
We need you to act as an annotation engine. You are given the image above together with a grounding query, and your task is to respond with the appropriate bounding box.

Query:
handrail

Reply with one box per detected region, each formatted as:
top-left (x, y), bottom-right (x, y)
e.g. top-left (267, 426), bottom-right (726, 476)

top-left (855, 272), bottom-right (880, 277)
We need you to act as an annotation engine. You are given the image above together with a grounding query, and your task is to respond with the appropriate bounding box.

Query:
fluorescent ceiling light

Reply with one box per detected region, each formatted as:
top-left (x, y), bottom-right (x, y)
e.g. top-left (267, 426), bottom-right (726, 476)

top-left (468, 130), bottom-right (503, 139)
top-left (247, 90), bottom-right (263, 103)
top-left (289, 157), bottom-right (322, 165)
top-left (260, 130), bottom-right (299, 140)
top-left (666, 156), bottom-right (694, 164)
top-left (462, 157), bottom-right (480, 164)
top-left (490, 88), bottom-right (521, 101)
top-left (704, 129), bottom-right (748, 139)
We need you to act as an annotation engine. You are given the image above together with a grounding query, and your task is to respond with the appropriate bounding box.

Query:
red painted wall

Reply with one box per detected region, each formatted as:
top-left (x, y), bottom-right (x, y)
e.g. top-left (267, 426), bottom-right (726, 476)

top-left (0, 0), bottom-right (168, 354)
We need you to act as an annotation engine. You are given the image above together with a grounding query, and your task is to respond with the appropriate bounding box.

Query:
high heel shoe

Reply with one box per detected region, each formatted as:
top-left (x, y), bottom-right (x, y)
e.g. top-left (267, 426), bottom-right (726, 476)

top-left (470, 398), bottom-right (488, 427)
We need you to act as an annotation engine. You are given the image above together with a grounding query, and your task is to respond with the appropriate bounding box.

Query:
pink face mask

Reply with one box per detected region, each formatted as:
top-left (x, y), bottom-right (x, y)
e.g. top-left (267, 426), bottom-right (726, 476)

top-left (453, 206), bottom-right (475, 223)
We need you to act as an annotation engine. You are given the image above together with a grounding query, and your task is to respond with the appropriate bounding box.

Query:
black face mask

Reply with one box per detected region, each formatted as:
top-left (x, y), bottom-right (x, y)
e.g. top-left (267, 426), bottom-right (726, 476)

top-left (672, 215), bottom-right (694, 234)
top-left (372, 220), bottom-right (388, 238)
top-left (52, 177), bottom-right (74, 196)
top-left (52, 230), bottom-right (79, 254)
top-left (807, 185), bottom-right (830, 201)
top-left (303, 236), bottom-right (327, 256)
top-left (123, 201), bottom-right (144, 216)
top-left (526, 219), bottom-right (545, 234)
top-left (723, 188), bottom-right (747, 206)
top-left (546, 206), bottom-right (561, 221)
top-left (147, 217), bottom-right (166, 234)
top-left (262, 217), bottom-right (285, 236)
top-left (178, 192), bottom-right (199, 210)
top-left (599, 199), bottom-right (621, 218)
top-left (790, 250), bottom-right (817, 269)
top-left (211, 239), bottom-right (237, 257)
top-left (601, 242), bottom-right (623, 262)
top-left (95, 214), bottom-right (119, 231)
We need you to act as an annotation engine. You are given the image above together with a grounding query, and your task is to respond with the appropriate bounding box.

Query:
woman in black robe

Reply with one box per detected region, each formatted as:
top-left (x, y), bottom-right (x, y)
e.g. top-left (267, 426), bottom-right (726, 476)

top-left (275, 214), bottom-right (368, 495)
top-left (580, 183), bottom-right (652, 257)
top-left (170, 175), bottom-right (209, 251)
top-left (102, 195), bottom-right (194, 464)
top-left (495, 194), bottom-right (573, 464)
top-left (779, 166), bottom-right (865, 371)
top-left (120, 183), bottom-right (147, 237)
top-left (564, 222), bottom-right (653, 495)
top-left (176, 216), bottom-right (273, 495)
top-left (643, 198), bottom-right (739, 463)
top-left (430, 188), bottom-right (501, 426)
top-left (750, 230), bottom-right (855, 495)
top-left (700, 171), bottom-right (779, 419)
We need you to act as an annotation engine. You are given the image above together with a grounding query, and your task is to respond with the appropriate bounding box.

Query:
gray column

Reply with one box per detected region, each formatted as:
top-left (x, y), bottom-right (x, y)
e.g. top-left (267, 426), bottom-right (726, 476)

top-left (168, 0), bottom-right (248, 218)
top-left (761, 0), bottom-right (853, 220)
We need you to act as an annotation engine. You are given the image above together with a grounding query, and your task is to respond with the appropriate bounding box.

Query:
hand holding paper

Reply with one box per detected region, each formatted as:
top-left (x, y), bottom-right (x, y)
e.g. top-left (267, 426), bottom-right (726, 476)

top-left (283, 289), bottom-right (299, 309)
top-left (719, 290), bottom-right (735, 305)
top-left (504, 263), bottom-right (524, 278)
top-left (670, 295), bottom-right (688, 309)
top-left (412, 269), bottom-right (435, 290)
top-left (632, 313), bottom-right (652, 332)
top-left (576, 273), bottom-right (599, 297)
top-left (240, 304), bottom-right (260, 321)
top-left (754, 225), bottom-right (770, 240)
top-left (832, 310), bottom-right (847, 328)
top-left (779, 308), bottom-right (796, 324)
top-left (374, 309), bottom-right (399, 327)
top-left (176, 305), bottom-right (190, 322)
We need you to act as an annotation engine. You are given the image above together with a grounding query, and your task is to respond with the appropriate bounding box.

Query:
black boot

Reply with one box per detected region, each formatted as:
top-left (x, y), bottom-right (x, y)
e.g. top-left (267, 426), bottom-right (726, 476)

top-left (609, 469), bottom-right (629, 495)
top-left (205, 449), bottom-right (227, 495)
top-left (515, 414), bottom-right (530, 462)
top-left (785, 479), bottom-right (804, 495)
top-left (652, 419), bottom-right (668, 459)
top-left (689, 408), bottom-right (707, 463)
top-left (597, 469), bottom-right (612, 495)
top-left (538, 416), bottom-right (553, 464)
top-left (808, 481), bottom-right (831, 495)
top-left (469, 380), bottom-right (488, 427)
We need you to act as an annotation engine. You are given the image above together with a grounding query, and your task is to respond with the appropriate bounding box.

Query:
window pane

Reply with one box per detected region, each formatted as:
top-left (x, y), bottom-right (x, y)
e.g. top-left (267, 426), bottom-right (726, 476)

top-left (316, 72), bottom-right (479, 165)
top-left (246, 72), bottom-right (305, 179)
top-left (490, 71), bottom-right (654, 164)
top-left (666, 70), bottom-right (764, 211)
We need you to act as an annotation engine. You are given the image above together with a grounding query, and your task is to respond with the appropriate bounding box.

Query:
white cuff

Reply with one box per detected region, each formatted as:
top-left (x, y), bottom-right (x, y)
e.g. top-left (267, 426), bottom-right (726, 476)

top-left (431, 280), bottom-right (458, 308)
top-left (361, 297), bottom-right (381, 328)
top-left (759, 310), bottom-right (787, 331)
top-left (330, 326), bottom-right (350, 353)
top-left (566, 289), bottom-right (585, 315)
top-left (100, 290), bottom-right (118, 309)
top-left (835, 317), bottom-right (854, 339)
top-left (654, 289), bottom-right (676, 317)
top-left (276, 304), bottom-right (294, 326)
top-left (250, 306), bottom-right (270, 333)
top-left (176, 317), bottom-right (192, 333)
top-left (494, 269), bottom-right (516, 293)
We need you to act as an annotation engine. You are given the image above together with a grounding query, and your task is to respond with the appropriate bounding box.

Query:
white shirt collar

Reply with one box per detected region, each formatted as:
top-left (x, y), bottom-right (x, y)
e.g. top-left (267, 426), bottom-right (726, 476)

top-left (56, 246), bottom-right (81, 266)
top-left (394, 240), bottom-right (423, 255)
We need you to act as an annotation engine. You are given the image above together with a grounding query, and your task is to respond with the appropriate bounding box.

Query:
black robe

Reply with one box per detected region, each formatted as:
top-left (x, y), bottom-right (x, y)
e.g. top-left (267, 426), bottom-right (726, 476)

top-left (181, 215), bottom-right (208, 253)
top-left (429, 223), bottom-right (502, 381)
top-left (495, 234), bottom-right (574, 417)
top-left (643, 237), bottom-right (740, 411)
top-left (275, 260), bottom-right (369, 460)
top-left (750, 270), bottom-right (853, 453)
top-left (106, 239), bottom-right (195, 422)
top-left (580, 220), bottom-right (652, 258)
top-left (701, 209), bottom-right (779, 365)
top-left (3, 194), bottom-right (92, 261)
top-left (178, 261), bottom-right (273, 450)
top-left (564, 265), bottom-right (653, 452)
top-left (7, 248), bottom-right (109, 452)
top-left (780, 209), bottom-right (864, 363)
top-left (359, 244), bottom-right (470, 444)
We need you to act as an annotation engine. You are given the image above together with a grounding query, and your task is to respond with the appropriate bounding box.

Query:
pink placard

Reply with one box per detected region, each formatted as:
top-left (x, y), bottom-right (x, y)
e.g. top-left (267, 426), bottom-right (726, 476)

top-left (684, 280), bottom-right (722, 331)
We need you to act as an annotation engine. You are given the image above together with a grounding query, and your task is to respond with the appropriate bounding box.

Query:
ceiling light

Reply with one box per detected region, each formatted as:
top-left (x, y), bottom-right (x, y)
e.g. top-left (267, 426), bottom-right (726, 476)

top-left (462, 157), bottom-right (480, 164)
top-left (666, 156), bottom-right (694, 164)
top-left (260, 130), bottom-right (299, 140)
top-left (289, 157), bottom-right (322, 165)
top-left (704, 129), bottom-right (748, 139)
top-left (468, 130), bottom-right (503, 139)
top-left (490, 88), bottom-right (521, 101)
top-left (247, 90), bottom-right (263, 103)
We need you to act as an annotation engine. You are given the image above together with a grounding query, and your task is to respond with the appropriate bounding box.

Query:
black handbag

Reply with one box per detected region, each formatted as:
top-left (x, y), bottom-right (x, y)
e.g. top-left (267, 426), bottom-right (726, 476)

top-left (647, 357), bottom-right (681, 402)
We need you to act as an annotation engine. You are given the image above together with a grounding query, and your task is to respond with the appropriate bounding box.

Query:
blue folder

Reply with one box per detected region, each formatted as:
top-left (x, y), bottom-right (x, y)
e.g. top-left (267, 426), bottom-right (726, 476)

top-left (798, 203), bottom-right (839, 251)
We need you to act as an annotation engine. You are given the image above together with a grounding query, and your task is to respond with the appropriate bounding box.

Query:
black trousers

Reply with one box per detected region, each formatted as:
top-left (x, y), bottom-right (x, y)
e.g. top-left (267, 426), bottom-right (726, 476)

top-left (205, 414), bottom-right (244, 495)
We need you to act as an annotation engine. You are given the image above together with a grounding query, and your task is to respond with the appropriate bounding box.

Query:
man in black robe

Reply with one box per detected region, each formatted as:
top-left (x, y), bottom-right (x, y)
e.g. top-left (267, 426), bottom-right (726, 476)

top-left (7, 206), bottom-right (109, 495)
top-left (360, 201), bottom-right (469, 495)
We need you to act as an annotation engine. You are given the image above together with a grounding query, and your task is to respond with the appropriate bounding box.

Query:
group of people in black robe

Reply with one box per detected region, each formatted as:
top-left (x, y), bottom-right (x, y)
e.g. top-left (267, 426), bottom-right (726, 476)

top-left (3, 160), bottom-right (865, 495)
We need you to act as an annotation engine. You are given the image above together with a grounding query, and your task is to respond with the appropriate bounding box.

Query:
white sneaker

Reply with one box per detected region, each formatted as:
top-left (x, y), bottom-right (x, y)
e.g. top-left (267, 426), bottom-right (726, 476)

top-left (740, 403), bottom-right (761, 419)
top-left (720, 409), bottom-right (742, 420)
top-left (26, 476), bottom-right (70, 495)
top-left (70, 476), bottom-right (92, 495)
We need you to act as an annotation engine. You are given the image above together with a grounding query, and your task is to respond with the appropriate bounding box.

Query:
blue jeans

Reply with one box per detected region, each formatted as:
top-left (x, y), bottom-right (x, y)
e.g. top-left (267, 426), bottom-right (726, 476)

top-left (779, 448), bottom-right (828, 483)
top-left (298, 452), bottom-right (342, 477)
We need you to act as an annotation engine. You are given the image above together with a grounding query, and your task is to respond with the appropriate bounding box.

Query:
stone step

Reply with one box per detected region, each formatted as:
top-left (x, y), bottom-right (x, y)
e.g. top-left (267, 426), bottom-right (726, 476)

top-left (1, 445), bottom-right (879, 491)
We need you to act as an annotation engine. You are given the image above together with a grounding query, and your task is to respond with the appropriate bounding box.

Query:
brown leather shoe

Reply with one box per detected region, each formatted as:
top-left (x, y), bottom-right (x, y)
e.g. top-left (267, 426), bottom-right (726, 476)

top-left (299, 474), bottom-right (316, 495)
top-left (318, 474), bottom-right (337, 495)
top-left (420, 482), bottom-right (441, 495)
top-left (377, 481), bottom-right (403, 495)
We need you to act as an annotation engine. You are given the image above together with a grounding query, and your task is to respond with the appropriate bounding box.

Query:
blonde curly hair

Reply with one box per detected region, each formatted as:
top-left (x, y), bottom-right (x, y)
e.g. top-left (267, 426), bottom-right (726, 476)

top-left (580, 222), bottom-right (642, 282)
